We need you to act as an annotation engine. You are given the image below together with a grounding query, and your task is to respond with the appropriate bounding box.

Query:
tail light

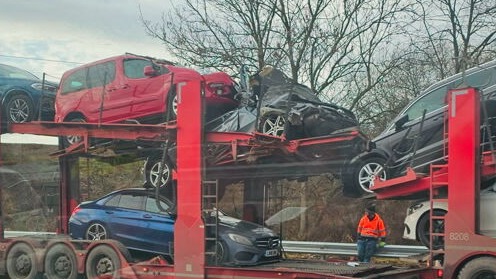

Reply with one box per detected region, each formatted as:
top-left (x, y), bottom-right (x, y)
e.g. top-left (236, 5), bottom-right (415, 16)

top-left (70, 206), bottom-right (81, 216)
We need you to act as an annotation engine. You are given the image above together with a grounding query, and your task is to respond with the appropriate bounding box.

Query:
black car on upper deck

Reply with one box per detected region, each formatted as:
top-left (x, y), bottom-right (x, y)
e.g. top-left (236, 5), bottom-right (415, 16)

top-left (143, 66), bottom-right (363, 189)
top-left (342, 59), bottom-right (496, 197)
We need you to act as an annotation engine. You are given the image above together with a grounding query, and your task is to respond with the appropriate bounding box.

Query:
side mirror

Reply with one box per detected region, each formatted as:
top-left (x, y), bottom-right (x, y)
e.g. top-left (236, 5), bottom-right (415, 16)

top-left (395, 114), bottom-right (409, 131)
top-left (144, 65), bottom-right (158, 77)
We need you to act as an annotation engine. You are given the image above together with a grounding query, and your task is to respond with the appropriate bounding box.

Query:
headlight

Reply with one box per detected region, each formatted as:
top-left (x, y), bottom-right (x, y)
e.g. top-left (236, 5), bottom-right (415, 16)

top-left (407, 203), bottom-right (424, 215)
top-left (228, 233), bottom-right (252, 245)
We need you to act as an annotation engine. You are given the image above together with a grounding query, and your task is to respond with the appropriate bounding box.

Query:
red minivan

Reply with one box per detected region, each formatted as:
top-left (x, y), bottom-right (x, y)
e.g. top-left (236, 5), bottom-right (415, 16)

top-left (55, 54), bottom-right (239, 128)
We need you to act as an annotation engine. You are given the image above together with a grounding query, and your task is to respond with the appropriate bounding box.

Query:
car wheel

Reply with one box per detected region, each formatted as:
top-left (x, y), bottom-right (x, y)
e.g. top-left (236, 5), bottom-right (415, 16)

top-left (63, 118), bottom-right (86, 148)
top-left (207, 241), bottom-right (228, 266)
top-left (215, 241), bottom-right (228, 265)
top-left (260, 113), bottom-right (286, 137)
top-left (85, 222), bottom-right (108, 241)
top-left (85, 244), bottom-right (121, 279)
top-left (44, 244), bottom-right (78, 279)
top-left (168, 90), bottom-right (178, 120)
top-left (343, 157), bottom-right (387, 197)
top-left (457, 257), bottom-right (496, 279)
top-left (6, 242), bottom-right (38, 279)
top-left (6, 94), bottom-right (34, 123)
top-left (144, 157), bottom-right (174, 189)
top-left (417, 209), bottom-right (446, 249)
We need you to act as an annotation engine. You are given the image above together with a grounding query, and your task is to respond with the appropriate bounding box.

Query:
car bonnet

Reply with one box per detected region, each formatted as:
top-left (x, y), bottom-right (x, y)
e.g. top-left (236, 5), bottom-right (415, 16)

top-left (218, 215), bottom-right (277, 236)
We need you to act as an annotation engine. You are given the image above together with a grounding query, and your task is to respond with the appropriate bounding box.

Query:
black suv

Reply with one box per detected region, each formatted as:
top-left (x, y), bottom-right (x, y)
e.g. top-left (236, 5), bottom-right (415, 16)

top-left (342, 59), bottom-right (496, 197)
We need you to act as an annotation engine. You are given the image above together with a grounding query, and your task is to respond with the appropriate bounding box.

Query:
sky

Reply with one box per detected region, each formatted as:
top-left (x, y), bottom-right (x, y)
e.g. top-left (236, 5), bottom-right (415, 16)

top-left (0, 0), bottom-right (175, 79)
top-left (0, 0), bottom-right (175, 144)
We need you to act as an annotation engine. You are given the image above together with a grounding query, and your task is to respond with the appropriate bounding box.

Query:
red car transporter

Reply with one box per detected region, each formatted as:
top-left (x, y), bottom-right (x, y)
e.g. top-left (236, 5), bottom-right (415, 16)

top-left (1, 78), bottom-right (493, 278)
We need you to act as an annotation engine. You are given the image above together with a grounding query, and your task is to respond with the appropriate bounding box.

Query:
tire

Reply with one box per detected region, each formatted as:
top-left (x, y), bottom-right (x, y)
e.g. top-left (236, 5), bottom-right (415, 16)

top-left (44, 244), bottom-right (78, 279)
top-left (144, 157), bottom-right (174, 189)
top-left (168, 90), bottom-right (177, 120)
top-left (216, 241), bottom-right (229, 265)
top-left (6, 242), bottom-right (39, 279)
top-left (85, 222), bottom-right (108, 241)
top-left (457, 257), bottom-right (496, 279)
top-left (259, 113), bottom-right (286, 137)
top-left (417, 209), bottom-right (446, 249)
top-left (62, 118), bottom-right (86, 148)
top-left (85, 245), bottom-right (121, 279)
top-left (343, 157), bottom-right (387, 197)
top-left (6, 94), bottom-right (35, 123)
top-left (207, 241), bottom-right (228, 266)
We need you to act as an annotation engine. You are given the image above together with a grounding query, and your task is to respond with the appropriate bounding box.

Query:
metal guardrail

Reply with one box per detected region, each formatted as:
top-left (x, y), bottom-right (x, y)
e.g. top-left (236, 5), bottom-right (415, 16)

top-left (4, 232), bottom-right (427, 258)
top-left (282, 241), bottom-right (428, 258)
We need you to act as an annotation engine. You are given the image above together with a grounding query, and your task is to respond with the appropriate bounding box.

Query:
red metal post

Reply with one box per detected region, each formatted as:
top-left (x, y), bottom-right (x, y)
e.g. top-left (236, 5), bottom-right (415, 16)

top-left (174, 78), bottom-right (206, 278)
top-left (446, 87), bottom-right (480, 238)
top-left (443, 87), bottom-right (496, 278)
top-left (58, 155), bottom-right (80, 233)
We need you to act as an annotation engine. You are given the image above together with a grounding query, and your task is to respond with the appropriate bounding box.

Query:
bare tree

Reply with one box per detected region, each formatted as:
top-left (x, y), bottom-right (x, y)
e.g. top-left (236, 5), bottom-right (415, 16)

top-left (356, 0), bottom-right (496, 134)
top-left (141, 0), bottom-right (412, 103)
top-left (140, 0), bottom-right (278, 74)
top-left (314, 0), bottom-right (412, 107)
top-left (411, 0), bottom-right (496, 77)
top-left (140, 0), bottom-right (496, 134)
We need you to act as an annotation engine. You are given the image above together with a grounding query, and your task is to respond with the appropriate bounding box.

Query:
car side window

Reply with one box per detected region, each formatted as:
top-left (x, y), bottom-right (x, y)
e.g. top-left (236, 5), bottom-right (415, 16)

top-left (117, 194), bottom-right (144, 210)
top-left (87, 61), bottom-right (116, 89)
top-left (60, 68), bottom-right (88, 94)
top-left (104, 194), bottom-right (120, 207)
top-left (454, 66), bottom-right (496, 89)
top-left (402, 85), bottom-right (448, 122)
top-left (124, 59), bottom-right (152, 79)
top-left (145, 196), bottom-right (170, 214)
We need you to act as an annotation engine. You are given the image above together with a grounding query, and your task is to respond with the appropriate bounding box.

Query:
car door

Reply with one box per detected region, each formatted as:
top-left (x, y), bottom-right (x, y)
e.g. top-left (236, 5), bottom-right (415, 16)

top-left (85, 59), bottom-right (133, 122)
top-left (140, 195), bottom-right (175, 255)
top-left (391, 64), bottom-right (496, 170)
top-left (105, 193), bottom-right (149, 250)
top-left (122, 58), bottom-right (170, 121)
top-left (56, 67), bottom-right (89, 122)
top-left (374, 83), bottom-right (453, 173)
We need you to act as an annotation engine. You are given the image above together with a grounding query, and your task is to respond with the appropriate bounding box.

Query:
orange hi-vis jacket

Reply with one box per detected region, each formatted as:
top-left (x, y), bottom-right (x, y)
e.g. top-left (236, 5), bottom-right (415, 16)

top-left (357, 213), bottom-right (387, 239)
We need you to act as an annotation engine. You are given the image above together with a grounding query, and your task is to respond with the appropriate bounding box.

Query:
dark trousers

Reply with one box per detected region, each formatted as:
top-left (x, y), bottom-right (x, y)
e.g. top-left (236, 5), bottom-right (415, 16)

top-left (357, 238), bottom-right (377, 262)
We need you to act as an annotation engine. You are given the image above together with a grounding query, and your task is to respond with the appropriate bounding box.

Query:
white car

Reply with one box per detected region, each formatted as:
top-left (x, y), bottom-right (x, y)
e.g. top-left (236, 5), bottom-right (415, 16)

top-left (403, 183), bottom-right (496, 248)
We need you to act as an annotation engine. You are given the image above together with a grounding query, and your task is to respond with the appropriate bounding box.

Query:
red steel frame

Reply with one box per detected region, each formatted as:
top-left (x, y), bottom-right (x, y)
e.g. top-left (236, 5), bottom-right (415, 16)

top-left (174, 79), bottom-right (205, 277)
top-left (372, 87), bottom-right (496, 278)
top-left (371, 88), bottom-right (496, 200)
top-left (442, 87), bottom-right (496, 278)
top-left (4, 79), bottom-right (442, 278)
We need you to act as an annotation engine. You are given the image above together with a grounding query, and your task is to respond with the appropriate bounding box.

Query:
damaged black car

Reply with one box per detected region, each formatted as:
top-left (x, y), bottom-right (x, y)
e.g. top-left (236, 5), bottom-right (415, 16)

top-left (143, 66), bottom-right (362, 189)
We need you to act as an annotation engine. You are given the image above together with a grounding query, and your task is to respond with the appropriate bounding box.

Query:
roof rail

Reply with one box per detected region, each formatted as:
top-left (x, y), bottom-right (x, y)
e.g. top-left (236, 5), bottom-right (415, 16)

top-left (124, 52), bottom-right (175, 65)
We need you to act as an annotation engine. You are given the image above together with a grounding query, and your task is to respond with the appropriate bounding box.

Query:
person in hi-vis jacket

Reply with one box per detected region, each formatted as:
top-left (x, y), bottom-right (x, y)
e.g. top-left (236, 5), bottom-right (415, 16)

top-left (356, 204), bottom-right (387, 263)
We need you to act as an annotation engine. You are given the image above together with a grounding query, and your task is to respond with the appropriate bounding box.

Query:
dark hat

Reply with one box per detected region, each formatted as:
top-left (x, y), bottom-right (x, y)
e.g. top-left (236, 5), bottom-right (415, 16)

top-left (366, 204), bottom-right (376, 213)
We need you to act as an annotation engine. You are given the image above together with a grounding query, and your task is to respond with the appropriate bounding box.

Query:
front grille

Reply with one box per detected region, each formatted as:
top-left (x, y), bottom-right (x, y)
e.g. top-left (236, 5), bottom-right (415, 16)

top-left (255, 237), bottom-right (280, 249)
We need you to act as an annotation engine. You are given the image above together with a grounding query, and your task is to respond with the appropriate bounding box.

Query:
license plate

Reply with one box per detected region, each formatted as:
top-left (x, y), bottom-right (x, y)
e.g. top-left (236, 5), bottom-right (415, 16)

top-left (265, 249), bottom-right (279, 257)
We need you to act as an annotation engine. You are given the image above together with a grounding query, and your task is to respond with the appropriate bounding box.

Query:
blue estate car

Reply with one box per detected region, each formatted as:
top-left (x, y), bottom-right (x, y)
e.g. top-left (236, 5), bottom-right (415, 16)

top-left (0, 64), bottom-right (57, 124)
top-left (69, 188), bottom-right (281, 266)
